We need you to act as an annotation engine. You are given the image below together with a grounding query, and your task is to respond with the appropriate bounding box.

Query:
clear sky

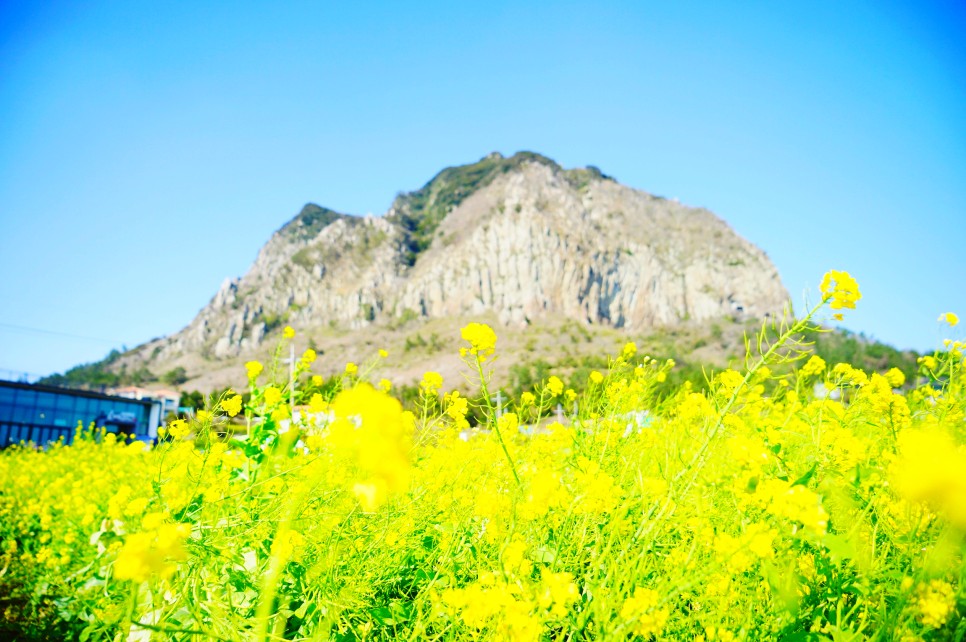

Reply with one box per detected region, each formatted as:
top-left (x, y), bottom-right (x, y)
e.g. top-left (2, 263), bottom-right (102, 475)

top-left (1, 0), bottom-right (964, 378)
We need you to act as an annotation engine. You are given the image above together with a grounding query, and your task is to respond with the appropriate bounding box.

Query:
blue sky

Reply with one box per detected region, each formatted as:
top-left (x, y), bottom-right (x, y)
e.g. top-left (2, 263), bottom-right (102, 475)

top-left (1, 0), bottom-right (964, 378)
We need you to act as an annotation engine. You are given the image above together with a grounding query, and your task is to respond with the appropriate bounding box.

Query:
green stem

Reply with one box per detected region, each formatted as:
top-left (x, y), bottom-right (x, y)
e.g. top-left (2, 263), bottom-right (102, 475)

top-left (131, 620), bottom-right (231, 641)
top-left (252, 452), bottom-right (326, 641)
top-left (474, 356), bottom-right (521, 487)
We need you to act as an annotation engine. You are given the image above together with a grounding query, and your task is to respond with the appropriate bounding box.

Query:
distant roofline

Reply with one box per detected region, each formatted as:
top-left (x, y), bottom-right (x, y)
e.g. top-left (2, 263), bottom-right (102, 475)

top-left (111, 385), bottom-right (180, 396)
top-left (0, 379), bottom-right (155, 408)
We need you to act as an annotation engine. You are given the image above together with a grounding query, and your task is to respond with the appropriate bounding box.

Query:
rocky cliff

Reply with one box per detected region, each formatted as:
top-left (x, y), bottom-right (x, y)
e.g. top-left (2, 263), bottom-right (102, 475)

top-left (122, 151), bottom-right (789, 382)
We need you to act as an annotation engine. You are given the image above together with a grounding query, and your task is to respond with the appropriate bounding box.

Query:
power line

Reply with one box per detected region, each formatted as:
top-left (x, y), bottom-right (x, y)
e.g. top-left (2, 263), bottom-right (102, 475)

top-left (0, 368), bottom-right (46, 383)
top-left (0, 322), bottom-right (123, 345)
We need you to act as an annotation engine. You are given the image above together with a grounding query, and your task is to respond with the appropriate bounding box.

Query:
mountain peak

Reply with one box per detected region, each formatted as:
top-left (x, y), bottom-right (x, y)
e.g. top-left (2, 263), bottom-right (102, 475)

top-left (103, 152), bottom-right (789, 388)
top-left (278, 203), bottom-right (347, 241)
top-left (388, 151), bottom-right (605, 258)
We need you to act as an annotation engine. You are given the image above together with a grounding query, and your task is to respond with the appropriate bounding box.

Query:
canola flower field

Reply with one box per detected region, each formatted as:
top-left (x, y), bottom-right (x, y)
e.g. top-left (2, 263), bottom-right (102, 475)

top-left (0, 272), bottom-right (964, 641)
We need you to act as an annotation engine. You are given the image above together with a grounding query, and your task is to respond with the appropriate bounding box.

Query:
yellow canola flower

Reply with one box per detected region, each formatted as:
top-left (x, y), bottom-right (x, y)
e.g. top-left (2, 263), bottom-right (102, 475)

top-left (352, 480), bottom-right (389, 513)
top-left (421, 371), bottom-right (443, 393)
top-left (589, 371), bottom-right (604, 385)
top-left (884, 367), bottom-right (905, 388)
top-left (167, 419), bottom-right (190, 440)
top-left (753, 479), bottom-right (829, 536)
top-left (308, 393), bottom-right (328, 414)
top-left (445, 391), bottom-right (470, 429)
top-left (520, 468), bottom-right (569, 520)
top-left (271, 406), bottom-right (291, 422)
top-left (715, 369), bottom-right (744, 395)
top-left (440, 573), bottom-right (540, 638)
top-left (831, 362), bottom-right (868, 386)
top-left (892, 429), bottom-right (966, 530)
top-left (915, 580), bottom-right (956, 628)
top-left (330, 384), bottom-right (412, 511)
top-left (800, 355), bottom-right (826, 378)
top-left (263, 386), bottom-right (282, 406)
top-left (620, 587), bottom-right (669, 638)
top-left (501, 535), bottom-right (531, 576)
top-left (123, 496), bottom-right (149, 517)
top-left (283, 326), bottom-right (296, 339)
top-left (537, 570), bottom-right (579, 619)
top-left (497, 412), bottom-right (519, 434)
top-left (270, 529), bottom-right (305, 565)
top-left (546, 376), bottom-right (564, 396)
top-left (300, 348), bottom-right (317, 366)
top-left (378, 349), bottom-right (389, 358)
top-left (113, 517), bottom-right (191, 582)
top-left (245, 360), bottom-right (264, 380)
top-left (819, 270), bottom-right (861, 311)
top-left (622, 342), bottom-right (637, 359)
top-left (221, 394), bottom-right (243, 417)
top-left (460, 322), bottom-right (497, 359)
top-left (938, 312), bottom-right (959, 327)
top-left (345, 362), bottom-right (358, 376)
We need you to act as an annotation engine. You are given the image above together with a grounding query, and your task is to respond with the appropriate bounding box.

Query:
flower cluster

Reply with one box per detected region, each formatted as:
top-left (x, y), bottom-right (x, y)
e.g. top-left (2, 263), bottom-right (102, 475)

top-left (460, 322), bottom-right (497, 359)
top-left (819, 269), bottom-right (861, 319)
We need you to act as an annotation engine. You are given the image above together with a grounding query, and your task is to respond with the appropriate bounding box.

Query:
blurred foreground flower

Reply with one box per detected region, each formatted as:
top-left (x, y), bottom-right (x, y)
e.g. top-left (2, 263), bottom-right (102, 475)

top-left (892, 429), bottom-right (966, 530)
top-left (329, 384), bottom-right (412, 511)
top-left (114, 514), bottom-right (190, 582)
top-left (938, 312), bottom-right (959, 327)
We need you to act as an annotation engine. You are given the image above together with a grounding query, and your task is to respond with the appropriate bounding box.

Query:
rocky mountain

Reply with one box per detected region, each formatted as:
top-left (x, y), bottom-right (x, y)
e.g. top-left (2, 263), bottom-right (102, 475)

top-left (89, 151), bottom-right (790, 389)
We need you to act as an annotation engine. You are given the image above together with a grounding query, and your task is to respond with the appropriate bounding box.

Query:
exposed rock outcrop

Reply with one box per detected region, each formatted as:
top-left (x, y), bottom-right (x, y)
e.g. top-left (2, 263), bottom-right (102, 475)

top-left (132, 152), bottom-right (789, 368)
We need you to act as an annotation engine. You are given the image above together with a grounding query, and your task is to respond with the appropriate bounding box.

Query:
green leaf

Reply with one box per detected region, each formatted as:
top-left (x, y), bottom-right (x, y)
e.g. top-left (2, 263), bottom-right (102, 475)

top-left (745, 475), bottom-right (760, 492)
top-left (823, 533), bottom-right (857, 564)
top-left (792, 464), bottom-right (818, 487)
top-left (294, 601), bottom-right (310, 619)
top-left (531, 546), bottom-right (556, 563)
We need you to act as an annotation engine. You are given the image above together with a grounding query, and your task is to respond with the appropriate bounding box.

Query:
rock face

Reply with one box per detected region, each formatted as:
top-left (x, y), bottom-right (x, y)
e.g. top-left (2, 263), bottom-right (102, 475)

top-left (146, 152), bottom-right (789, 363)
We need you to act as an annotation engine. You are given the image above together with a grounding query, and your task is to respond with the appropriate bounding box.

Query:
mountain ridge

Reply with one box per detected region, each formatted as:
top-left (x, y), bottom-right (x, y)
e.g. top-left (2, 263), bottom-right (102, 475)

top-left (49, 151), bottom-right (792, 390)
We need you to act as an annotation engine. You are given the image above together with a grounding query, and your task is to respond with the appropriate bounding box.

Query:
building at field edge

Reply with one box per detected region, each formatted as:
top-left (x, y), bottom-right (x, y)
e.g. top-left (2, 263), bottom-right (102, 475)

top-left (0, 379), bottom-right (162, 448)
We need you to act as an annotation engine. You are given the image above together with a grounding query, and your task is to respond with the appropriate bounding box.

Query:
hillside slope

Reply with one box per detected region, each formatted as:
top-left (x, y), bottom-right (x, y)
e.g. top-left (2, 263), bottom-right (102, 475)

top-left (53, 152), bottom-right (791, 390)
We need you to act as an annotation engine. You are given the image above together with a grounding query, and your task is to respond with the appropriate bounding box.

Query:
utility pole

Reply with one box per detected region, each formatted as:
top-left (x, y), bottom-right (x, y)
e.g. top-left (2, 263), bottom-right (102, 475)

top-left (290, 343), bottom-right (296, 420)
top-left (281, 343), bottom-right (296, 422)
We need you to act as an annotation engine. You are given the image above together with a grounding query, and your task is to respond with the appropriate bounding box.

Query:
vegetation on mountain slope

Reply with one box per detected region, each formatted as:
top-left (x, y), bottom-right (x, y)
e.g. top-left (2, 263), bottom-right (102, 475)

top-left (389, 152), bottom-right (562, 260)
top-left (39, 349), bottom-right (156, 390)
